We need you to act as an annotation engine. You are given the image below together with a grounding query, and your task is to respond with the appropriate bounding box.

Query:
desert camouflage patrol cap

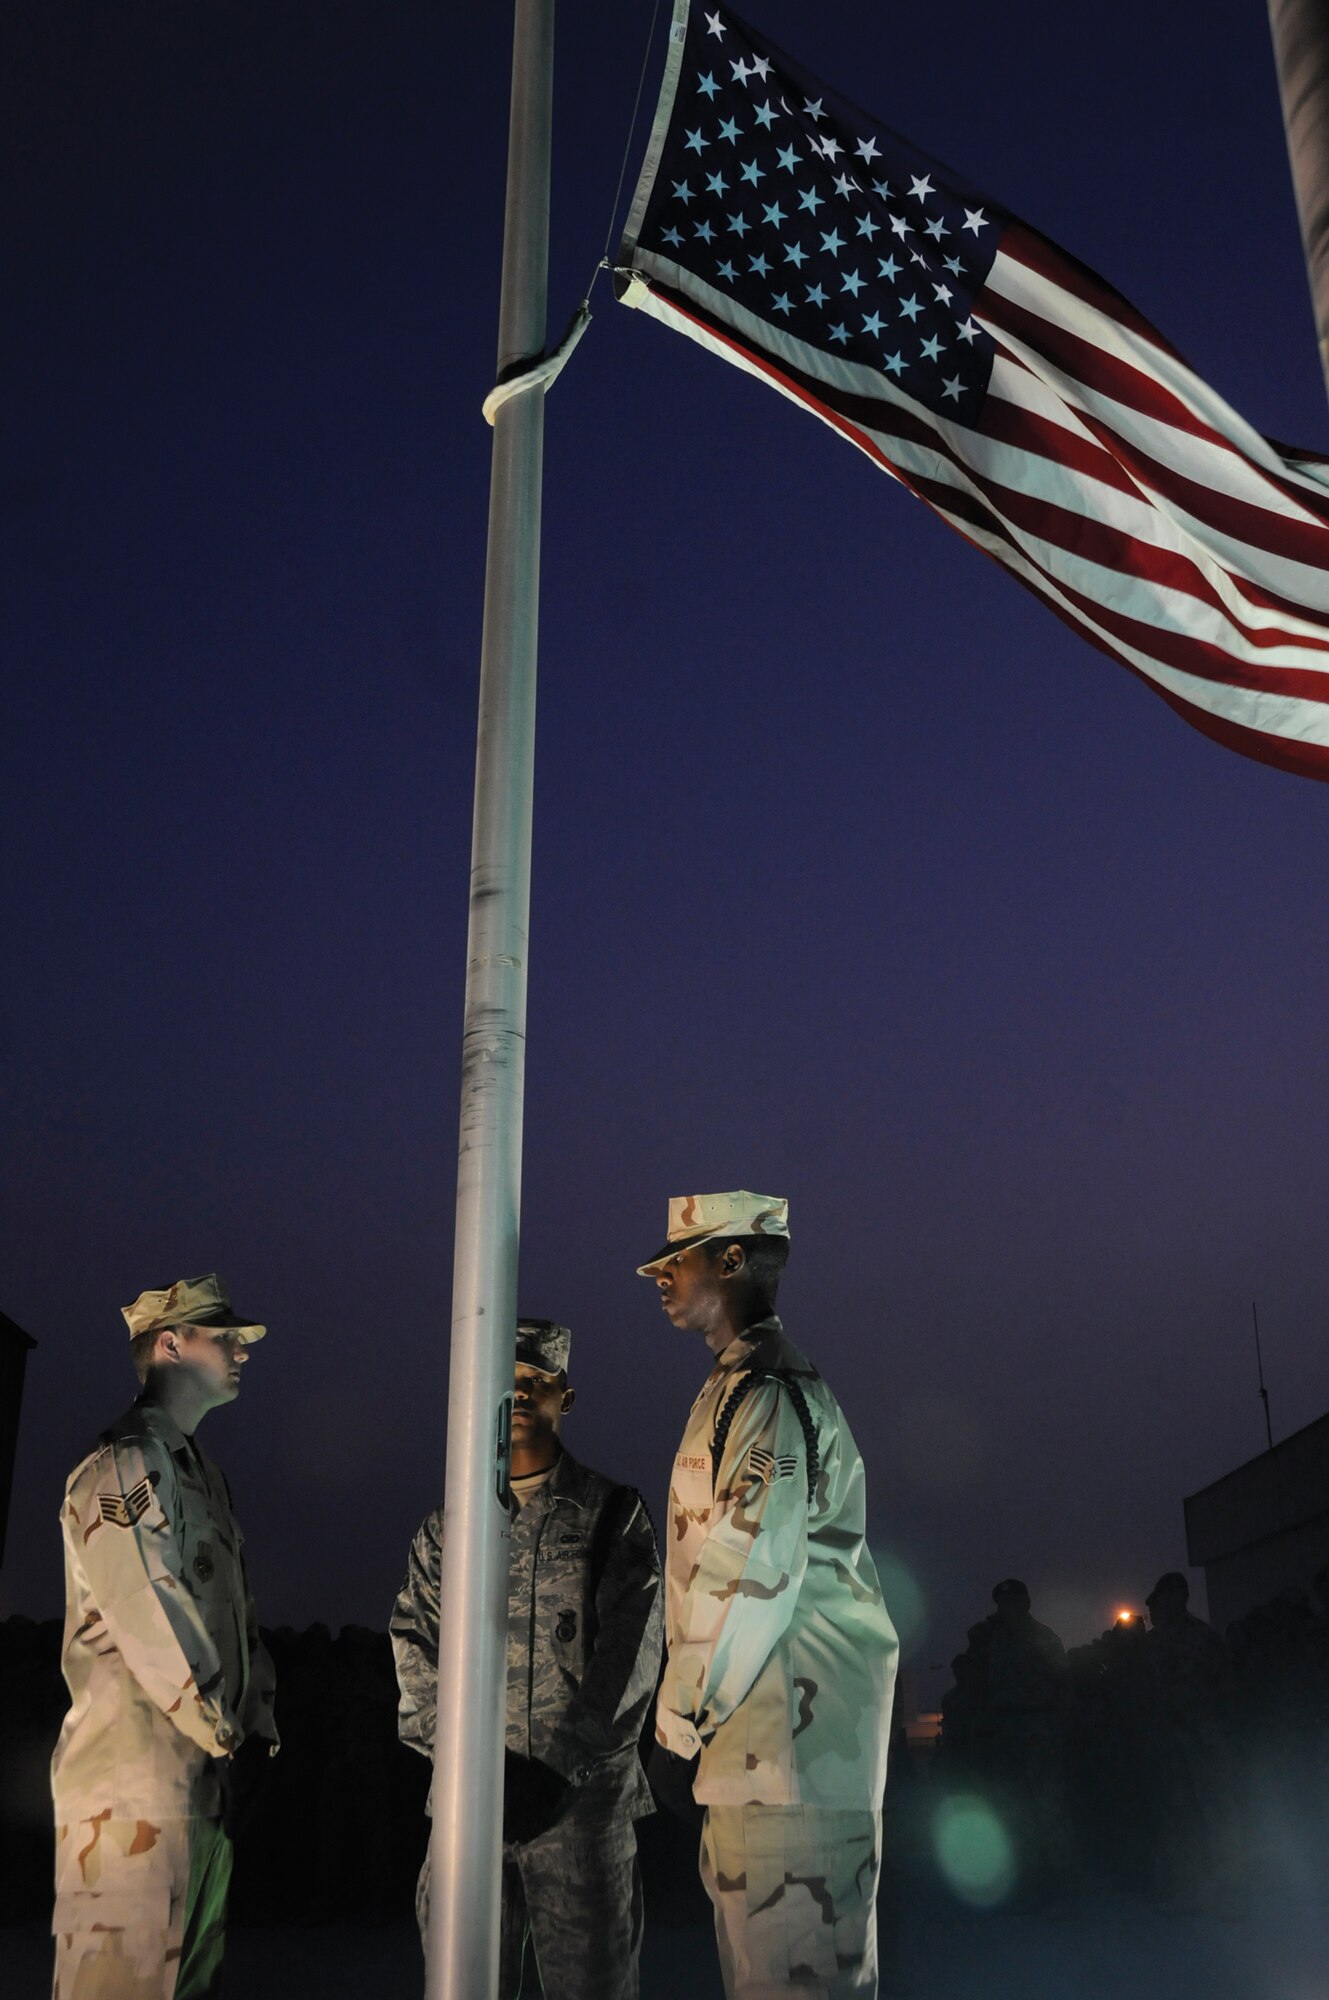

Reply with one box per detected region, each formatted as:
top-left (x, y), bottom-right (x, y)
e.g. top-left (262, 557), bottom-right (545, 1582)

top-left (515, 1318), bottom-right (570, 1376)
top-left (636, 1191), bottom-right (789, 1276)
top-left (121, 1273), bottom-right (267, 1344)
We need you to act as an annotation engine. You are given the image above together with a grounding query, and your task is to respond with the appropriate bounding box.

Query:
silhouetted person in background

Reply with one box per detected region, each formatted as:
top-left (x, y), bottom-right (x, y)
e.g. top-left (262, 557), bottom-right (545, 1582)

top-left (1069, 1611), bottom-right (1154, 1889)
top-left (983, 1579), bottom-right (1073, 1905)
top-left (1142, 1572), bottom-right (1236, 1911)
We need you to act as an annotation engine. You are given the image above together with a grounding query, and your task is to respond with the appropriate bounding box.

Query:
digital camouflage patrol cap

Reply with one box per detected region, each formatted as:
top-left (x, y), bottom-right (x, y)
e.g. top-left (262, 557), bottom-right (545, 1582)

top-left (636, 1191), bottom-right (789, 1276)
top-left (121, 1274), bottom-right (267, 1344)
top-left (515, 1318), bottom-right (571, 1376)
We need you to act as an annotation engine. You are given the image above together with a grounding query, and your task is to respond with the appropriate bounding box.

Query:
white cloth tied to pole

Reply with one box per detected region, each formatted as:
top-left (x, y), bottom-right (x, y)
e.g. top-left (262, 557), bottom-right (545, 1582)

top-left (482, 302), bottom-right (592, 425)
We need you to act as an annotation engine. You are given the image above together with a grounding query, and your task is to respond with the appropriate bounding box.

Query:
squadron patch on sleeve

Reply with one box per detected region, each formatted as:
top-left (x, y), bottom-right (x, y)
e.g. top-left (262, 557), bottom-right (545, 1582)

top-left (98, 1477), bottom-right (155, 1528)
top-left (747, 1446), bottom-right (799, 1485)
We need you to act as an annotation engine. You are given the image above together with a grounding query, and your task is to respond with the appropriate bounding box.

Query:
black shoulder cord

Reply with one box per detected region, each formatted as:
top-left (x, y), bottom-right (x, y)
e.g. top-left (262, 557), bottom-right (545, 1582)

top-left (710, 1370), bottom-right (820, 1507)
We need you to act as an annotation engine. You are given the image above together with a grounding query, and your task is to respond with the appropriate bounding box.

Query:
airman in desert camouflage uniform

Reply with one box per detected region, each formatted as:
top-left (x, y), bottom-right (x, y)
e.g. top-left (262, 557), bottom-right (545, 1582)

top-left (392, 1319), bottom-right (663, 2000)
top-left (640, 1193), bottom-right (898, 2000)
top-left (50, 1275), bottom-right (277, 2000)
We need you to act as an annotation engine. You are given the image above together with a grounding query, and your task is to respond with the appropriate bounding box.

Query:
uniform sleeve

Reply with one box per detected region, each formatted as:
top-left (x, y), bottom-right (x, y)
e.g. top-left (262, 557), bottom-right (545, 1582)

top-left (657, 1381), bottom-right (809, 1755)
top-left (66, 1440), bottom-right (237, 1758)
top-left (545, 1493), bottom-right (664, 1783)
top-left (390, 1510), bottom-right (443, 1758)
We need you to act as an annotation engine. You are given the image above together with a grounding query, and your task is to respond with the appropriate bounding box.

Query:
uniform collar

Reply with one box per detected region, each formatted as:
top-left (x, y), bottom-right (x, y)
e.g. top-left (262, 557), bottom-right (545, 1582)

top-left (132, 1395), bottom-right (220, 1476)
top-left (513, 1446), bottom-right (593, 1514)
top-left (129, 1395), bottom-right (195, 1453)
top-left (712, 1315), bottom-right (816, 1381)
top-left (715, 1313), bottom-right (784, 1370)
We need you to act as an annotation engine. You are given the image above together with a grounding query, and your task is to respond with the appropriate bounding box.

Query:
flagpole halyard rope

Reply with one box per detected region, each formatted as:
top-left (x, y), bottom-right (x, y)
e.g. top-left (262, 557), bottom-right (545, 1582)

top-left (590, 0), bottom-right (664, 296)
top-left (481, 0), bottom-right (663, 424)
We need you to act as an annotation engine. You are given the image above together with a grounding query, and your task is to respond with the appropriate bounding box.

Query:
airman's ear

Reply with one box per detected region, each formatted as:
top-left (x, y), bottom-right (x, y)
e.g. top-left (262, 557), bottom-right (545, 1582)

top-left (560, 1387), bottom-right (576, 1414)
top-left (719, 1242), bottom-right (747, 1277)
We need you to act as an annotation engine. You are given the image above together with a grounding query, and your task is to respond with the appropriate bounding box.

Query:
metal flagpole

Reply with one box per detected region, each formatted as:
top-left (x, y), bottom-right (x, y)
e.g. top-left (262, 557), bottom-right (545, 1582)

top-left (425, 3), bottom-right (554, 1996)
top-left (1268, 0), bottom-right (1329, 410)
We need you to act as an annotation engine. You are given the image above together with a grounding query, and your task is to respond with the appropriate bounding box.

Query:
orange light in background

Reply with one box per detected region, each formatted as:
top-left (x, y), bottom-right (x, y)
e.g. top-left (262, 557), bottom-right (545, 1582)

top-left (1115, 1609), bottom-right (1135, 1624)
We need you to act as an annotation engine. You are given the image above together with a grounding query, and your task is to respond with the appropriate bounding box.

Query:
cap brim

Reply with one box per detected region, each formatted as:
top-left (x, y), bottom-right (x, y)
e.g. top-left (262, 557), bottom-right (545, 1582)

top-left (636, 1226), bottom-right (746, 1277)
top-left (186, 1308), bottom-right (266, 1343)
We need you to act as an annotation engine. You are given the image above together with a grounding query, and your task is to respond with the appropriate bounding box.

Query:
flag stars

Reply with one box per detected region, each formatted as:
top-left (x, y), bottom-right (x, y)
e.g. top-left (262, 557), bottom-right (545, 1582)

top-left (804, 96), bottom-right (826, 120)
top-left (889, 215), bottom-right (913, 239)
top-left (805, 281), bottom-right (828, 306)
top-left (856, 135), bottom-right (881, 162)
top-left (828, 321), bottom-right (850, 343)
top-left (740, 159), bottom-right (765, 184)
top-left (920, 333), bottom-right (944, 360)
top-left (855, 213), bottom-right (879, 239)
top-left (798, 187), bottom-right (824, 214)
top-left (749, 54), bottom-right (772, 79)
top-left (941, 374), bottom-right (964, 400)
top-left (697, 72), bottom-right (720, 99)
top-left (684, 128), bottom-right (709, 154)
top-left (754, 101), bottom-right (777, 129)
top-left (899, 295), bottom-right (923, 320)
top-left (833, 173), bottom-right (862, 199)
top-left (706, 171), bottom-right (729, 197)
top-left (776, 144), bottom-right (800, 170)
top-left (924, 216), bottom-right (949, 241)
top-left (762, 200), bottom-right (787, 227)
top-left (963, 207), bottom-right (989, 234)
top-left (730, 57), bottom-right (751, 83)
top-left (861, 310), bottom-right (886, 337)
top-left (672, 179), bottom-right (695, 204)
top-left (883, 351), bottom-right (906, 376)
top-left (909, 250), bottom-right (928, 267)
top-left (840, 267), bottom-right (865, 295)
top-left (749, 250), bottom-right (771, 275)
top-left (872, 179), bottom-right (892, 201)
top-left (819, 135), bottom-right (843, 161)
top-left (727, 211), bottom-right (751, 236)
top-left (877, 254), bottom-right (900, 282)
top-left (705, 8), bottom-right (726, 34)
top-left (783, 240), bottom-right (808, 266)
top-left (694, 219), bottom-right (716, 242)
top-left (717, 258), bottom-right (738, 281)
top-left (661, 225), bottom-right (684, 247)
top-left (932, 281), bottom-right (953, 304)
top-left (943, 253), bottom-right (965, 276)
top-left (718, 116), bottom-right (741, 142)
top-left (772, 291), bottom-right (794, 314)
top-left (820, 227), bottom-right (845, 255)
top-left (956, 318), bottom-right (980, 344)
top-left (909, 173), bottom-right (935, 201)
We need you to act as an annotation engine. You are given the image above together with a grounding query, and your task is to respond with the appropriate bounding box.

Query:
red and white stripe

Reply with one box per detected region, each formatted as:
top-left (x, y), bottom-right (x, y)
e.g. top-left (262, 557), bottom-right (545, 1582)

top-left (620, 229), bottom-right (1329, 781)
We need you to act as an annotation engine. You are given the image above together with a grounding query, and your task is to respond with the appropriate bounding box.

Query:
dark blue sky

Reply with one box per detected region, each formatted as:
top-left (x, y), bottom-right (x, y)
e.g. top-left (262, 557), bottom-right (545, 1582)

top-left (4, 0), bottom-right (1327, 1684)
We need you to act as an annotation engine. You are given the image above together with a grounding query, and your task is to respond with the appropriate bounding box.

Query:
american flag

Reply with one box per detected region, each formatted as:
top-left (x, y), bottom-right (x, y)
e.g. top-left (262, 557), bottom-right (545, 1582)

top-left (615, 0), bottom-right (1329, 781)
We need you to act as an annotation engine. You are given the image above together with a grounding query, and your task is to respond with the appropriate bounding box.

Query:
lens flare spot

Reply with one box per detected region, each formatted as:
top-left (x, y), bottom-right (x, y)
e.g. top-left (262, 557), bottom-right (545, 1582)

top-left (932, 1794), bottom-right (1017, 1908)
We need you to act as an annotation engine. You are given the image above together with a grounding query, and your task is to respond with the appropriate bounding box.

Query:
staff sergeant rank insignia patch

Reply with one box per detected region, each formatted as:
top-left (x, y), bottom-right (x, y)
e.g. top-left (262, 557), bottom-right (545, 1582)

top-left (98, 1476), bottom-right (154, 1527)
top-left (748, 1446), bottom-right (799, 1485)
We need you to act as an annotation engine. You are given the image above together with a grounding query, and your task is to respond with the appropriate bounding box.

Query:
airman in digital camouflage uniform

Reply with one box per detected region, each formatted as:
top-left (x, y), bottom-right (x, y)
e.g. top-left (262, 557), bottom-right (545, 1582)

top-left (391, 1319), bottom-right (663, 2000)
top-left (640, 1193), bottom-right (898, 2000)
top-left (50, 1275), bottom-right (277, 2000)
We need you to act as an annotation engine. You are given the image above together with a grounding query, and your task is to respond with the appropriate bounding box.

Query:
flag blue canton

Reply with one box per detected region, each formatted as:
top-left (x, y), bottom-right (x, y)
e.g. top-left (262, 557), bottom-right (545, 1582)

top-left (636, 3), bottom-right (1002, 424)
